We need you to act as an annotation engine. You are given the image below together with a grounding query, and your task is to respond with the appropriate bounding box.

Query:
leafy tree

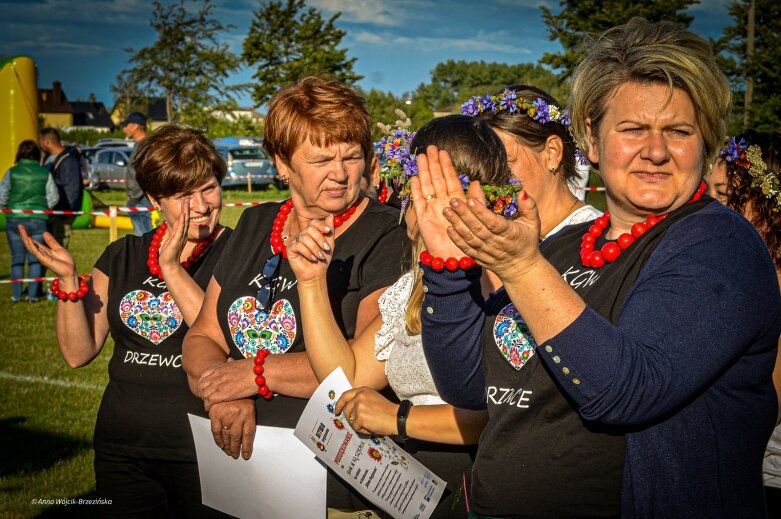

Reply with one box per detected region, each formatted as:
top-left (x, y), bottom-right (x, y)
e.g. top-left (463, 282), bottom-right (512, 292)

top-left (117, 0), bottom-right (242, 126)
top-left (242, 0), bottom-right (361, 107)
top-left (109, 73), bottom-right (149, 118)
top-left (716, 0), bottom-right (781, 133)
top-left (362, 89), bottom-right (433, 139)
top-left (540, 0), bottom-right (697, 79)
top-left (414, 60), bottom-right (567, 113)
top-left (206, 115), bottom-right (266, 139)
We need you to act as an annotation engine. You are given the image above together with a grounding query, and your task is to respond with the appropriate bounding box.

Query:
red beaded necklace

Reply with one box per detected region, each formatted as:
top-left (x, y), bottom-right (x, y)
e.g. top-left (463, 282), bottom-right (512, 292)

top-left (270, 198), bottom-right (362, 258)
top-left (580, 181), bottom-right (707, 269)
top-left (147, 221), bottom-right (221, 280)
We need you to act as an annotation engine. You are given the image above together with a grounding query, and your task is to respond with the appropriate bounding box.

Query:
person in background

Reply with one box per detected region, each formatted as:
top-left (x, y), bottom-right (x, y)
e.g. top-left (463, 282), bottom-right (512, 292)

top-left (0, 140), bottom-right (59, 302)
top-left (182, 77), bottom-right (409, 515)
top-left (464, 84), bottom-right (601, 241)
top-left (121, 111), bottom-right (153, 236)
top-left (39, 127), bottom-right (83, 249)
top-left (21, 125), bottom-right (232, 517)
top-left (418, 18), bottom-right (779, 517)
top-left (706, 131), bottom-right (781, 517)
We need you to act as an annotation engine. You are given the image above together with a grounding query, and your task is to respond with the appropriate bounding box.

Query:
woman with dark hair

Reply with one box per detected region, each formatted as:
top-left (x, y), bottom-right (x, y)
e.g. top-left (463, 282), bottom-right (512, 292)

top-left (21, 125), bottom-right (231, 517)
top-left (181, 77), bottom-right (409, 514)
top-left (417, 18), bottom-right (778, 517)
top-left (287, 114), bottom-right (526, 517)
top-left (464, 85), bottom-right (600, 241)
top-left (0, 140), bottom-right (59, 302)
top-left (706, 131), bottom-right (781, 515)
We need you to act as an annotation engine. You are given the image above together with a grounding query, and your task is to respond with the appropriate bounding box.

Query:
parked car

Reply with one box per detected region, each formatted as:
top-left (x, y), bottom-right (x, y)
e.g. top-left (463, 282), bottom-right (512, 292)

top-left (212, 138), bottom-right (277, 188)
top-left (89, 147), bottom-right (133, 190)
top-left (95, 138), bottom-right (134, 149)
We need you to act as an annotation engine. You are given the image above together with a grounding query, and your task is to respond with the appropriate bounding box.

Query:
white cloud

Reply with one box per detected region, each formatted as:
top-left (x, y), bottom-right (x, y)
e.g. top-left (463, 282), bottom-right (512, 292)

top-left (351, 29), bottom-right (530, 55)
top-left (307, 0), bottom-right (437, 26)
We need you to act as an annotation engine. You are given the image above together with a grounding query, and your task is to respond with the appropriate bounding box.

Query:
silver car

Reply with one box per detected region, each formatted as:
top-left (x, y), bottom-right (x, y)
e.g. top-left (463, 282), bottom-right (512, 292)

top-left (213, 144), bottom-right (278, 188)
top-left (90, 147), bottom-right (133, 189)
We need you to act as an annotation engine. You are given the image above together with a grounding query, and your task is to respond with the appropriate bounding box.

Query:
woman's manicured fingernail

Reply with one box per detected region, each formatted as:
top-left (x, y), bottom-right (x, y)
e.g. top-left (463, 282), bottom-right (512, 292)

top-left (522, 191), bottom-right (528, 201)
top-left (322, 242), bottom-right (331, 251)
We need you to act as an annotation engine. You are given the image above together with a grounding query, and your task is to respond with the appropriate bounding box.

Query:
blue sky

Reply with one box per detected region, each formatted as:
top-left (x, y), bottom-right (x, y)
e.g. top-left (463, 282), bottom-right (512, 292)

top-left (0, 0), bottom-right (733, 111)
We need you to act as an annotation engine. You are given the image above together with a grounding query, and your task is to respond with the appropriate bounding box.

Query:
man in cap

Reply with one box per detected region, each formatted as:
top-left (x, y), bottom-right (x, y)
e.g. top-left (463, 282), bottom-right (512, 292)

top-left (120, 112), bottom-right (152, 235)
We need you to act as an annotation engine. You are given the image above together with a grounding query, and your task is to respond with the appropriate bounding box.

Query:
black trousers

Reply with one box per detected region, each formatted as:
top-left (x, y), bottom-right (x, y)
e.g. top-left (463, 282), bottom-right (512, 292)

top-left (94, 450), bottom-right (230, 518)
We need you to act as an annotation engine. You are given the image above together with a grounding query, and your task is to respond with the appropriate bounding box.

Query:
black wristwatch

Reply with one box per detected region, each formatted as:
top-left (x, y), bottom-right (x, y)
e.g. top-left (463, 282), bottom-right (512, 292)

top-left (396, 399), bottom-right (413, 440)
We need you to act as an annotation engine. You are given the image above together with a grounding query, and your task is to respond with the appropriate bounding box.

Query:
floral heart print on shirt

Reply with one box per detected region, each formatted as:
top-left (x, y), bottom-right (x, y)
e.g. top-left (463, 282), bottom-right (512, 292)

top-left (120, 290), bottom-right (183, 345)
top-left (228, 297), bottom-right (296, 357)
top-left (493, 303), bottom-right (536, 370)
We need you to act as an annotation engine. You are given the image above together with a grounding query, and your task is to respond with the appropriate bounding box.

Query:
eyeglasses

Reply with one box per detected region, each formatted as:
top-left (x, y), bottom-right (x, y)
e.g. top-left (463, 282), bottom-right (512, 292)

top-left (256, 252), bottom-right (282, 313)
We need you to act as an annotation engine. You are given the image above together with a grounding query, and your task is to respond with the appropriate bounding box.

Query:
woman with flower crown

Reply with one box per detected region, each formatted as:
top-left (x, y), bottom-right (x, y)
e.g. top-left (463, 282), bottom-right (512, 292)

top-left (287, 114), bottom-right (523, 517)
top-left (20, 125), bottom-right (232, 517)
top-left (415, 18), bottom-right (779, 518)
top-left (705, 131), bottom-right (781, 516)
top-left (181, 77), bottom-right (408, 514)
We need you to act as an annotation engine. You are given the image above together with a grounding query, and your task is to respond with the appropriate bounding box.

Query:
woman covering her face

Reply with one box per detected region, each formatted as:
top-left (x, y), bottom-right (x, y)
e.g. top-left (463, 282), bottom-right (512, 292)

top-left (21, 125), bottom-right (232, 516)
top-left (415, 17), bottom-right (780, 518)
top-left (182, 77), bottom-right (409, 513)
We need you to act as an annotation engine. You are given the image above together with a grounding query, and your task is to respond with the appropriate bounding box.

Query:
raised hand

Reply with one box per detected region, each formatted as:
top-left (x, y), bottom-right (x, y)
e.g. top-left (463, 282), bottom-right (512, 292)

top-left (19, 226), bottom-right (77, 279)
top-left (409, 145), bottom-right (471, 259)
top-left (158, 198), bottom-right (189, 276)
top-left (443, 190), bottom-right (541, 280)
top-left (286, 215), bottom-right (335, 285)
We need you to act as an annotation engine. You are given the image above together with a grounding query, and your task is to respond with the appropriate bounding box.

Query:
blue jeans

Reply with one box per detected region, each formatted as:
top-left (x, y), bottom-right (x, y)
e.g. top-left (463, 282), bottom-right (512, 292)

top-left (127, 197), bottom-right (153, 236)
top-left (6, 218), bottom-right (46, 301)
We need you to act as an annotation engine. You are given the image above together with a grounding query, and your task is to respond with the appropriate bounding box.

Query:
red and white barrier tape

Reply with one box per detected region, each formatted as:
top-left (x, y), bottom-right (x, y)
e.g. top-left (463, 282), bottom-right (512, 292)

top-left (1, 200), bottom-right (278, 217)
top-left (1, 275), bottom-right (91, 285)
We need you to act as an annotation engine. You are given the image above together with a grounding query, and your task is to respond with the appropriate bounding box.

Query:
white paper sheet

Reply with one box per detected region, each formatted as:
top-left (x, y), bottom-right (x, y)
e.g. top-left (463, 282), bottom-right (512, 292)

top-left (293, 368), bottom-right (446, 519)
top-left (188, 414), bottom-right (326, 518)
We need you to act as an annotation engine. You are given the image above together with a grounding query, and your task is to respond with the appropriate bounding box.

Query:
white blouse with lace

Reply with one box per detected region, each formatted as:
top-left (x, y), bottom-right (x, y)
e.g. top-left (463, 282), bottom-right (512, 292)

top-left (374, 271), bottom-right (446, 406)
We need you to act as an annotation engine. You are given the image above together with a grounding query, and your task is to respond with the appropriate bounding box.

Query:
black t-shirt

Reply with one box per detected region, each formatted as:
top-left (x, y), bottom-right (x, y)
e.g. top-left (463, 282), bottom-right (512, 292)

top-left (93, 227), bottom-right (231, 461)
top-left (213, 199), bottom-right (409, 508)
top-left (473, 198), bottom-right (712, 518)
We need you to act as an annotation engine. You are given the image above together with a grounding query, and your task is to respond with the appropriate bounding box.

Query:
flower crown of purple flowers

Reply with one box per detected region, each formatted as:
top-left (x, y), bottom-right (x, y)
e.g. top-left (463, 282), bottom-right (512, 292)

top-left (719, 136), bottom-right (781, 210)
top-left (461, 89), bottom-right (589, 166)
top-left (374, 113), bottom-right (524, 218)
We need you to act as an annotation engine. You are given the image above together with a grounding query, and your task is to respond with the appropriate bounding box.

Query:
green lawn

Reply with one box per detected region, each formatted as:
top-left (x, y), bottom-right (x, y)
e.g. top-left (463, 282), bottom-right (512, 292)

top-left (0, 186), bottom-right (286, 518)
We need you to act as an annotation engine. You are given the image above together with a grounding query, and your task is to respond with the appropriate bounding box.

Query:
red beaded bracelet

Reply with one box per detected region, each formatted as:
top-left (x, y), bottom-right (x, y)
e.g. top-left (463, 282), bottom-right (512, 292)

top-left (50, 278), bottom-right (89, 302)
top-left (419, 251), bottom-right (476, 272)
top-left (253, 349), bottom-right (274, 400)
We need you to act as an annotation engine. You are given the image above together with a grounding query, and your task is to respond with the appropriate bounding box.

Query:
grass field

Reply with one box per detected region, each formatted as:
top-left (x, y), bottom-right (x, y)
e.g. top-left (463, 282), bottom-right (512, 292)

top-left (0, 186), bottom-right (285, 519)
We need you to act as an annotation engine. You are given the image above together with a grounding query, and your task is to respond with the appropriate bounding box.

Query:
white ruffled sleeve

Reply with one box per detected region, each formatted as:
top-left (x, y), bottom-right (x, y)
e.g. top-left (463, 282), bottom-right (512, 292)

top-left (374, 271), bottom-right (415, 361)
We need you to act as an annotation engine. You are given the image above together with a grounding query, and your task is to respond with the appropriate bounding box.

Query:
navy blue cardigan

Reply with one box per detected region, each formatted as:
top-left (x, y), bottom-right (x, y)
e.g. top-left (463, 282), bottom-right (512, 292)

top-left (420, 201), bottom-right (780, 517)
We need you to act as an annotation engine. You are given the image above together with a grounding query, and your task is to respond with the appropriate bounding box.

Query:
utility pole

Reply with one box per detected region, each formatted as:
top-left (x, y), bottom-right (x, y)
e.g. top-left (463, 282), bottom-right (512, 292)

top-left (743, 0), bottom-right (755, 130)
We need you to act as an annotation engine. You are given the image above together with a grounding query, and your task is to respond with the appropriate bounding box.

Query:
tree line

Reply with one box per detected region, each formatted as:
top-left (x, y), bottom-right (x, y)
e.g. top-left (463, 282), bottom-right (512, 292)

top-left (113, 0), bottom-right (780, 137)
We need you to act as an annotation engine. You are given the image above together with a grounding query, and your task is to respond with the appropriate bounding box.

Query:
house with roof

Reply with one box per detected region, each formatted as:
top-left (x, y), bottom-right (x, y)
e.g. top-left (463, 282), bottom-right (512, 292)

top-left (38, 81), bottom-right (73, 128)
top-left (110, 97), bottom-right (169, 131)
top-left (70, 101), bottom-right (114, 132)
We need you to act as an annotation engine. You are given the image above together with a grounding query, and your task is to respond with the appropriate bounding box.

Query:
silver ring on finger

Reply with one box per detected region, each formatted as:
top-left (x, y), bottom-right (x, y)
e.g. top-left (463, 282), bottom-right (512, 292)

top-left (222, 425), bottom-right (230, 431)
top-left (425, 195), bottom-right (435, 200)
